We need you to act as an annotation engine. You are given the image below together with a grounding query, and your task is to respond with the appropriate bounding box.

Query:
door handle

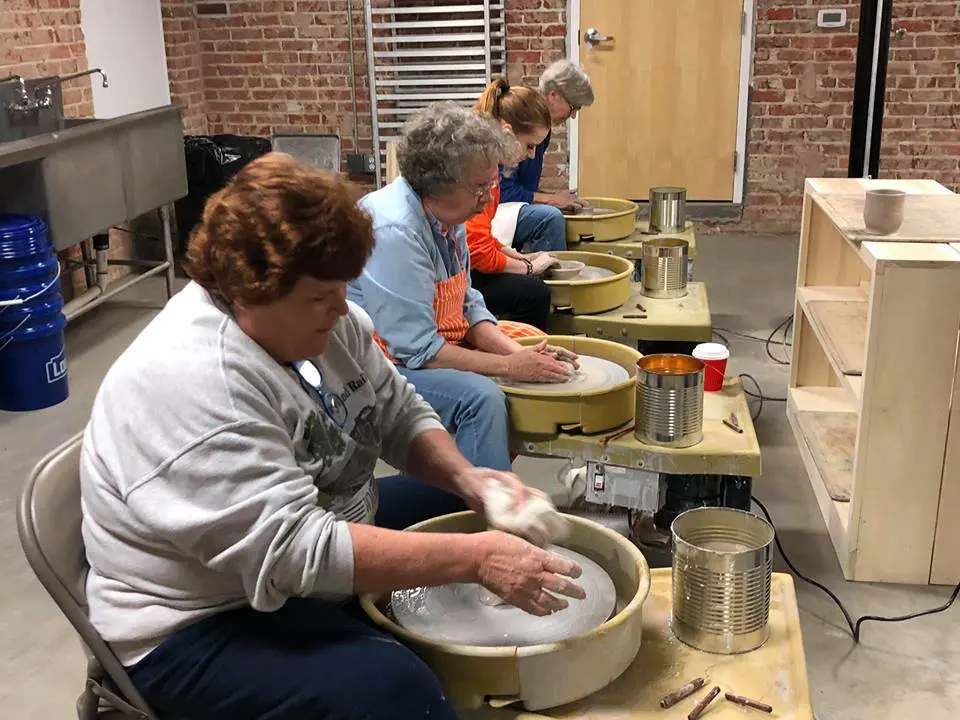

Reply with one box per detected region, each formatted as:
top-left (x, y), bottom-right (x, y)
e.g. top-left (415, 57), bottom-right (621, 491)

top-left (584, 27), bottom-right (614, 48)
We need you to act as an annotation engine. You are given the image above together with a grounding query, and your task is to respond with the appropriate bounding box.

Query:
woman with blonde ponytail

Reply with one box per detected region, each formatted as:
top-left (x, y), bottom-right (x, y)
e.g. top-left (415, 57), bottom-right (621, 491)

top-left (466, 78), bottom-right (563, 331)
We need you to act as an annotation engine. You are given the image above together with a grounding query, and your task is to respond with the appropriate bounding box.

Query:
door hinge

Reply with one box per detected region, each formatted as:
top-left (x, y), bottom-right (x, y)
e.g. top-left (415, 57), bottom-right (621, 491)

top-left (733, 150), bottom-right (739, 171)
top-left (740, 11), bottom-right (746, 35)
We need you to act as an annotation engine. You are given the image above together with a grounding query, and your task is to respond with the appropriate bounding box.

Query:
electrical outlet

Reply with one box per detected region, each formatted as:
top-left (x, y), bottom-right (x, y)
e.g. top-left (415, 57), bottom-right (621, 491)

top-left (585, 462), bottom-right (663, 512)
top-left (347, 152), bottom-right (375, 174)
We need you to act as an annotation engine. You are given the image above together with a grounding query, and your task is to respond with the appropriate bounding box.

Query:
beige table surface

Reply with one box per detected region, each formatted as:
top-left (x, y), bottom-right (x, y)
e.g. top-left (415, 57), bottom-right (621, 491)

top-left (548, 282), bottom-right (712, 344)
top-left (512, 377), bottom-right (760, 477)
top-left (482, 570), bottom-right (812, 720)
top-left (573, 220), bottom-right (698, 260)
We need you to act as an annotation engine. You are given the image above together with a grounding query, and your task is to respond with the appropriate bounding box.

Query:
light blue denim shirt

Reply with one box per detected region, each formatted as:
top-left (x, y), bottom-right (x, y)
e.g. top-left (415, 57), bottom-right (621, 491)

top-left (348, 178), bottom-right (496, 369)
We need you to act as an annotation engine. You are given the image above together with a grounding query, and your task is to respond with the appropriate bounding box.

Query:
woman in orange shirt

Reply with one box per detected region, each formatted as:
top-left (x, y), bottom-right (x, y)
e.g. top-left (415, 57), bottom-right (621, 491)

top-left (466, 79), bottom-right (562, 331)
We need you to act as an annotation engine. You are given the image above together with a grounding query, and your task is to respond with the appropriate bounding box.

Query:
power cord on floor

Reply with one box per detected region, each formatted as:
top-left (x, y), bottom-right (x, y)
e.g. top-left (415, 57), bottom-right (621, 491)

top-left (710, 318), bottom-right (793, 420)
top-left (751, 495), bottom-right (960, 643)
top-left (714, 314), bottom-right (793, 366)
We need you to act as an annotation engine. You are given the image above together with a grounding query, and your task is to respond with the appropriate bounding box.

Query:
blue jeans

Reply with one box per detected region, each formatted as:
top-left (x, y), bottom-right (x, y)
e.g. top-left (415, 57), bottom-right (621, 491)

top-left (513, 202), bottom-right (566, 253)
top-left (129, 474), bottom-right (464, 720)
top-left (398, 366), bottom-right (512, 472)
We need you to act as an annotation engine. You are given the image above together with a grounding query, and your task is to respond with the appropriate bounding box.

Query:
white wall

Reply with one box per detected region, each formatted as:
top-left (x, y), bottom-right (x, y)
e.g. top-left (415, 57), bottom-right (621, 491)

top-left (80, 0), bottom-right (171, 118)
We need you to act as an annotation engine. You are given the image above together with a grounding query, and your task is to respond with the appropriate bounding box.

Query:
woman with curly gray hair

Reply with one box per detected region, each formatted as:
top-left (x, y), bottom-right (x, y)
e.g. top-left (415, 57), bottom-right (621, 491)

top-left (348, 101), bottom-right (576, 477)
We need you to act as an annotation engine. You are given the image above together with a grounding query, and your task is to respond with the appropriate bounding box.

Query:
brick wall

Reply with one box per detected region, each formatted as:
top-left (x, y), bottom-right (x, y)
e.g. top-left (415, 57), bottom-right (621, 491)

top-left (164, 0), bottom-right (372, 167)
top-left (505, 0), bottom-right (568, 190)
top-left (5, 2), bottom-right (956, 236)
top-left (881, 2), bottom-right (960, 194)
top-left (162, 0), bottom-right (208, 135)
top-left (0, 0), bottom-right (93, 118)
top-left (746, 0), bottom-right (960, 233)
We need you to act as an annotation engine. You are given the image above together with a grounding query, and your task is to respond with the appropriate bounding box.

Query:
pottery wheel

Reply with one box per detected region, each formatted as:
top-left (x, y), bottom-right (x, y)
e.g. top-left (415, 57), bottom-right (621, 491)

top-left (564, 207), bottom-right (618, 216)
top-left (575, 266), bottom-right (616, 280)
top-left (499, 354), bottom-right (629, 392)
top-left (391, 546), bottom-right (617, 647)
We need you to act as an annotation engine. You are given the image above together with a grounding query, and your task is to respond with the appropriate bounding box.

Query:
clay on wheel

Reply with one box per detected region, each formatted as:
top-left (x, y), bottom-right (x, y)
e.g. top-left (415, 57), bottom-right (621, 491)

top-left (391, 546), bottom-right (617, 647)
top-left (499, 355), bottom-right (630, 392)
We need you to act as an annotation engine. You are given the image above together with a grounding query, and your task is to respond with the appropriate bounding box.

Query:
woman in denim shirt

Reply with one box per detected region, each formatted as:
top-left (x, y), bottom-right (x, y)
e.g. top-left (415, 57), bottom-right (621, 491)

top-left (348, 102), bottom-right (576, 477)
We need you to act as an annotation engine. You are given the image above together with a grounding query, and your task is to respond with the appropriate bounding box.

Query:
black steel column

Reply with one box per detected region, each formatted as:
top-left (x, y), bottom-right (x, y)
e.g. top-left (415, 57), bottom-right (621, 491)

top-left (848, 0), bottom-right (894, 178)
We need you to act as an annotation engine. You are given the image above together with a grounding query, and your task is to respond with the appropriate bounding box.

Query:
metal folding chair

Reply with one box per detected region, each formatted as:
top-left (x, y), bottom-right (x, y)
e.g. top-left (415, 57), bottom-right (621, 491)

top-left (17, 433), bottom-right (158, 720)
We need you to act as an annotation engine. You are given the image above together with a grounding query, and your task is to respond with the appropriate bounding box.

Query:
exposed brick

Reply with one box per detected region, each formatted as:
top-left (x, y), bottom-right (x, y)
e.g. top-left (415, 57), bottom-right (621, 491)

top-left (7, 0), bottom-right (956, 237)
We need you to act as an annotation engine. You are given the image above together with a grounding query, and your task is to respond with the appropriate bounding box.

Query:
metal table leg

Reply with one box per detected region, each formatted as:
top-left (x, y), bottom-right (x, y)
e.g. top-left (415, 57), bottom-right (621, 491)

top-left (160, 204), bottom-right (176, 299)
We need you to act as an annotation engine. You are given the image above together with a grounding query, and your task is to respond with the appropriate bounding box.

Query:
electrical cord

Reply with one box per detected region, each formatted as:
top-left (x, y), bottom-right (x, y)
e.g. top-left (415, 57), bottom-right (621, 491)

top-left (714, 314), bottom-right (794, 366)
top-left (751, 495), bottom-right (960, 643)
top-left (710, 317), bottom-right (793, 420)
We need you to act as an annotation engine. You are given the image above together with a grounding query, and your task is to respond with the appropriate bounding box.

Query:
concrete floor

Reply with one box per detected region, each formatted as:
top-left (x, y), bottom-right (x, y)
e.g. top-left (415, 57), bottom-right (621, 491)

top-left (1, 235), bottom-right (958, 719)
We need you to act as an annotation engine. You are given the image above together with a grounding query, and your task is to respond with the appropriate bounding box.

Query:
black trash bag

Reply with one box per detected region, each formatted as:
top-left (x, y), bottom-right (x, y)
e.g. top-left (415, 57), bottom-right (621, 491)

top-left (174, 134), bottom-right (273, 251)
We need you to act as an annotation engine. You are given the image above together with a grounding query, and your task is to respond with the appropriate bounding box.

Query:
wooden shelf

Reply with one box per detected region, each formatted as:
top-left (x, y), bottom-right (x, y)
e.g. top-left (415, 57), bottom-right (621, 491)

top-left (786, 389), bottom-right (853, 574)
top-left (796, 286), bottom-right (867, 402)
top-left (790, 178), bottom-right (960, 585)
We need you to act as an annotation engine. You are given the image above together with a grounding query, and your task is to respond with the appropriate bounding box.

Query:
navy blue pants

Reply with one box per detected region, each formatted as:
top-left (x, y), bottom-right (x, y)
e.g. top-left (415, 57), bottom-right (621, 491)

top-left (129, 475), bottom-right (466, 720)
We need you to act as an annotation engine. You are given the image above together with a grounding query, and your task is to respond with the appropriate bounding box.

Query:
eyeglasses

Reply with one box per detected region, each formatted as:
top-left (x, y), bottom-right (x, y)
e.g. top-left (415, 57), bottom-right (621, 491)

top-left (465, 178), bottom-right (499, 199)
top-left (292, 359), bottom-right (348, 428)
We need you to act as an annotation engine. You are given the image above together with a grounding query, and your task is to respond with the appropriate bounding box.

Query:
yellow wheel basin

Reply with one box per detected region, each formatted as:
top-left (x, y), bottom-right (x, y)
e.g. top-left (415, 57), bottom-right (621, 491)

top-left (564, 196), bottom-right (638, 244)
top-left (500, 335), bottom-right (642, 437)
top-left (545, 250), bottom-right (633, 315)
top-left (360, 511), bottom-right (651, 712)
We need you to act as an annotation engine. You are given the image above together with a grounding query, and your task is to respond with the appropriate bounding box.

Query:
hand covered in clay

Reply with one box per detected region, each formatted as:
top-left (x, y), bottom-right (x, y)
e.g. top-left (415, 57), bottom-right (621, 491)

top-left (482, 477), bottom-right (570, 548)
top-left (538, 342), bottom-right (580, 371)
top-left (549, 190), bottom-right (584, 210)
top-left (527, 252), bottom-right (558, 275)
top-left (506, 339), bottom-right (575, 383)
top-left (475, 530), bottom-right (585, 616)
top-left (452, 467), bottom-right (542, 517)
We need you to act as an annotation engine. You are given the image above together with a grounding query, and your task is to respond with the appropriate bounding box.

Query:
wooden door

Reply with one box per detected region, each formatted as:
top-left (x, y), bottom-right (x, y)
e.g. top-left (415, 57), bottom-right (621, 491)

top-left (578, 0), bottom-right (745, 201)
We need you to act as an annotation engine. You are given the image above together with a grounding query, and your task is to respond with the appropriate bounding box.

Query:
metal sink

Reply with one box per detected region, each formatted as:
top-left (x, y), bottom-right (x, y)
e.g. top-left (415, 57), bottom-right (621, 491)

top-left (0, 105), bottom-right (188, 250)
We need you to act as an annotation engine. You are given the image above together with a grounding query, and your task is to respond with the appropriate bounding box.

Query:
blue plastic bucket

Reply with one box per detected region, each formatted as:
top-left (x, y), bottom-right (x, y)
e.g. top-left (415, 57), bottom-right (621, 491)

top-left (0, 215), bottom-right (69, 412)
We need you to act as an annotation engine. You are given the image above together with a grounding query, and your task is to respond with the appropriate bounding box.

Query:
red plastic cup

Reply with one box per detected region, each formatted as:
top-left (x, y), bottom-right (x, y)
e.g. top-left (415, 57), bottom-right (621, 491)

top-left (693, 343), bottom-right (729, 392)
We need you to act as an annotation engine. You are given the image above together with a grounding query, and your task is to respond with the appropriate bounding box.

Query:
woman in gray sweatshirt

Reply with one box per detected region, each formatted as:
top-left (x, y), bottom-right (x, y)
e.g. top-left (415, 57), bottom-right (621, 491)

top-left (80, 153), bottom-right (583, 719)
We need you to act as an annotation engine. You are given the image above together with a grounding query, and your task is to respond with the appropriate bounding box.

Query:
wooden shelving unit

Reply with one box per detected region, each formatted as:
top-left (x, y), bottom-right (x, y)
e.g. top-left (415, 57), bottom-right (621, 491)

top-left (788, 178), bottom-right (960, 585)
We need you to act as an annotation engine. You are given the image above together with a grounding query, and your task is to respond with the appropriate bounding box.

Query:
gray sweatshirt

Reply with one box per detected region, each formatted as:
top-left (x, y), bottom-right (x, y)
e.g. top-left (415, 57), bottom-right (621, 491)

top-left (80, 282), bottom-right (444, 666)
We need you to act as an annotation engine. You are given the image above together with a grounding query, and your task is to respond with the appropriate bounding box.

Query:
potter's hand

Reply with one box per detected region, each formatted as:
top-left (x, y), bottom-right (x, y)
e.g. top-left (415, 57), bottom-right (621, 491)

top-left (549, 190), bottom-right (584, 210)
top-left (452, 467), bottom-right (539, 515)
top-left (528, 252), bottom-right (558, 275)
top-left (475, 530), bottom-right (585, 616)
top-left (539, 343), bottom-right (579, 370)
top-left (483, 477), bottom-right (569, 548)
top-left (506, 340), bottom-right (575, 382)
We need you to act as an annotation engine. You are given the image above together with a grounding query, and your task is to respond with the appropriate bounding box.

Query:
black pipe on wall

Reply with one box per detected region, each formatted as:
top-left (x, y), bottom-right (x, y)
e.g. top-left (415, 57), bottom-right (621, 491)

top-left (848, 0), bottom-right (894, 178)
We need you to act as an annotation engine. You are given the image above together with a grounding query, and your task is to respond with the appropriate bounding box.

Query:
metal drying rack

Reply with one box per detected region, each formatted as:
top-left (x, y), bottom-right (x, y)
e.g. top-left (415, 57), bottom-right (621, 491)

top-left (363, 1), bottom-right (507, 186)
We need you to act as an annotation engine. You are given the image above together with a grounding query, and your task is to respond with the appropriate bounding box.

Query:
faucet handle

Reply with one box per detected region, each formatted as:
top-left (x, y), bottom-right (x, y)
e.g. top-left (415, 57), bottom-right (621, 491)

top-left (33, 85), bottom-right (53, 109)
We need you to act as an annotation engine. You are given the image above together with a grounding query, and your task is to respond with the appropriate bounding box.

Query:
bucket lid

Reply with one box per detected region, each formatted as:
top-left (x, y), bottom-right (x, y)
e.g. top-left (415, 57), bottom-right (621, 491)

top-left (692, 343), bottom-right (729, 361)
top-left (0, 214), bottom-right (48, 242)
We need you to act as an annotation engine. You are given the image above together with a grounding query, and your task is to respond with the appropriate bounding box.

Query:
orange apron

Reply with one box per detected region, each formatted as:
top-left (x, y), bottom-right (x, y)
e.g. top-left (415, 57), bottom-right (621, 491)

top-left (374, 270), bottom-right (544, 364)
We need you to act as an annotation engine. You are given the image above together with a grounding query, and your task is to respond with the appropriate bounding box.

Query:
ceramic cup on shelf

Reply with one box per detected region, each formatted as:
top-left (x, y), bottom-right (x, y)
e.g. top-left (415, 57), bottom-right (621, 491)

top-left (863, 188), bottom-right (906, 235)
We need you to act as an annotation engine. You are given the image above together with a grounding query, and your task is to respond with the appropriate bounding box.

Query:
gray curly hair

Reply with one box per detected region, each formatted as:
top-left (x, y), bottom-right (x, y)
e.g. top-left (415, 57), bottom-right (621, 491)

top-left (397, 102), bottom-right (513, 197)
top-left (539, 59), bottom-right (594, 108)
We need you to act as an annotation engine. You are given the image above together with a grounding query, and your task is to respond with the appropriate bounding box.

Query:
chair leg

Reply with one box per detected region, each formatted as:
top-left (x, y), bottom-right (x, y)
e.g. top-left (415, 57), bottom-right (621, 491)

top-left (77, 658), bottom-right (103, 720)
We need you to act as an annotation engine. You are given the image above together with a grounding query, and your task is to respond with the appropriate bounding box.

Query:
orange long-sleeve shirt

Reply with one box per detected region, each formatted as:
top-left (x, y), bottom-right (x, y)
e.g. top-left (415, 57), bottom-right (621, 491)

top-left (465, 184), bottom-right (508, 273)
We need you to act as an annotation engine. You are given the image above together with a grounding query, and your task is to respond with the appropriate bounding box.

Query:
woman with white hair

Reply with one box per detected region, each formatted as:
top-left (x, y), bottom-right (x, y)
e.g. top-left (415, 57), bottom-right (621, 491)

top-left (348, 102), bottom-right (577, 477)
top-left (496, 59), bottom-right (596, 252)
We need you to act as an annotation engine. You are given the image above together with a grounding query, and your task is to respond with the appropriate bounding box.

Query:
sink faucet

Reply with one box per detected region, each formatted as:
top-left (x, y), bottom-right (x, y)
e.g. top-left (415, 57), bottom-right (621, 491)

top-left (1, 75), bottom-right (33, 114)
top-left (33, 69), bottom-right (109, 109)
